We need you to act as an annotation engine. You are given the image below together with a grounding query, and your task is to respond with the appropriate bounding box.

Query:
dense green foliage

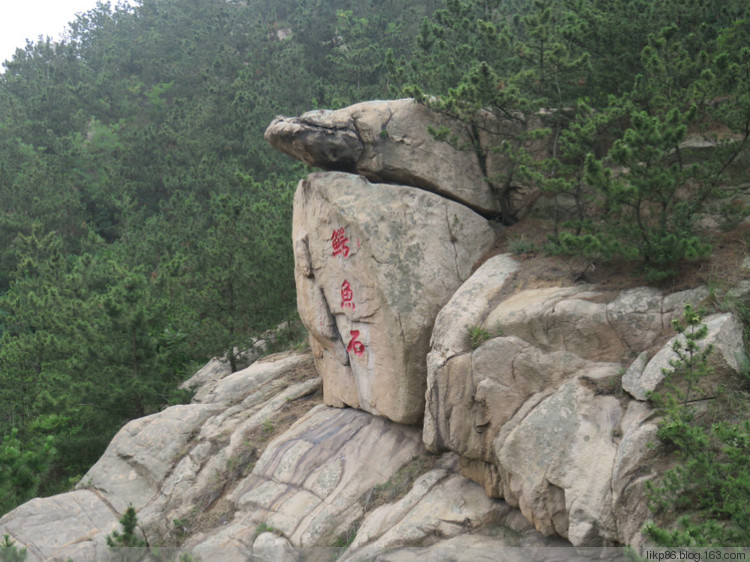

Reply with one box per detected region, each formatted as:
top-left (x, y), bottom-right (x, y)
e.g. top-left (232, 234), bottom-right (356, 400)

top-left (0, 0), bottom-right (435, 515)
top-left (645, 307), bottom-right (750, 546)
top-left (401, 0), bottom-right (750, 278)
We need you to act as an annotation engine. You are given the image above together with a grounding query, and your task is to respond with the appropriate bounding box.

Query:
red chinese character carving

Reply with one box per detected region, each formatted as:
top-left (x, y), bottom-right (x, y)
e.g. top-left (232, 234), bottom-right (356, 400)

top-left (341, 280), bottom-right (356, 310)
top-left (331, 227), bottom-right (350, 258)
top-left (347, 330), bottom-right (365, 356)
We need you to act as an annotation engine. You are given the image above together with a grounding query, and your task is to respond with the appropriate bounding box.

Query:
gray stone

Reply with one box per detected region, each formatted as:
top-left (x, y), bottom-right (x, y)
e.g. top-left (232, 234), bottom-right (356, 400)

top-left (266, 99), bottom-right (501, 215)
top-left (423, 261), bottom-right (716, 546)
top-left (494, 379), bottom-right (623, 546)
top-left (429, 254), bottom-right (520, 361)
top-left (180, 342), bottom-right (267, 402)
top-left (0, 490), bottom-right (118, 562)
top-left (78, 403), bottom-right (221, 514)
top-left (207, 405), bottom-right (426, 547)
top-left (346, 471), bottom-right (504, 553)
top-left (253, 532), bottom-right (299, 562)
top-left (623, 312), bottom-right (747, 401)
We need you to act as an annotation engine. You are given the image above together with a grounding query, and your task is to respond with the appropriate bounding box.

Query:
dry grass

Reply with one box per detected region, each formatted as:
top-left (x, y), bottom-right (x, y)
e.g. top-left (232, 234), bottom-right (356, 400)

top-left (478, 215), bottom-right (750, 297)
top-left (363, 453), bottom-right (440, 512)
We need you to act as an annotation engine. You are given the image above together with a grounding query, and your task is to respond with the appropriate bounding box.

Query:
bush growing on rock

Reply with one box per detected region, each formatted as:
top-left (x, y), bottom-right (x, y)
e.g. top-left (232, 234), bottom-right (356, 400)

top-left (106, 505), bottom-right (147, 561)
top-left (0, 535), bottom-right (26, 562)
top-left (645, 306), bottom-right (750, 546)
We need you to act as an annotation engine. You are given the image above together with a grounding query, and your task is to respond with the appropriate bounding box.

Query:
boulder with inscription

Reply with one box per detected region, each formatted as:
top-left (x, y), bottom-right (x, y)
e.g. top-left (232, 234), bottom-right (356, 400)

top-left (293, 171), bottom-right (496, 424)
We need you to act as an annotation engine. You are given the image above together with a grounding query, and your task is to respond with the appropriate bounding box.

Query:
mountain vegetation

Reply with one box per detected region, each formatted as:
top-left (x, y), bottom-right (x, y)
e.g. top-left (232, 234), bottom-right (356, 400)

top-left (0, 0), bottom-right (438, 514)
top-left (1, 0), bottom-right (749, 546)
top-left (401, 0), bottom-right (750, 280)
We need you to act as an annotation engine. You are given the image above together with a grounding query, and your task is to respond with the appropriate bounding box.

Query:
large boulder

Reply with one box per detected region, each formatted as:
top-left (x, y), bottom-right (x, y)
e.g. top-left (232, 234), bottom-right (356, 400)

top-left (294, 171), bottom-right (495, 424)
top-left (422, 257), bottom-right (736, 546)
top-left (494, 379), bottom-right (623, 545)
top-left (482, 285), bottom-right (709, 363)
top-left (265, 99), bottom-right (546, 214)
top-left (266, 99), bottom-right (500, 216)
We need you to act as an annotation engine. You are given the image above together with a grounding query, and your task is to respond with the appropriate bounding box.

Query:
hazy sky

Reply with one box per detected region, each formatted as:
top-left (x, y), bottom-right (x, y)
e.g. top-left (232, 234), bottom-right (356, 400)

top-left (1, 0), bottom-right (137, 67)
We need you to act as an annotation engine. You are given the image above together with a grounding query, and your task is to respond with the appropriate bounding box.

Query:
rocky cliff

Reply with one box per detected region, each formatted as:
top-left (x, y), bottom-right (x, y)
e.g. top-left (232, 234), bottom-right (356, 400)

top-left (1, 98), bottom-right (747, 561)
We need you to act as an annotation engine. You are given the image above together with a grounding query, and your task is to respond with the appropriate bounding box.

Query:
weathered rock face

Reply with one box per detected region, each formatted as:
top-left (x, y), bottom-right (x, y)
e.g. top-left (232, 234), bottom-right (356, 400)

top-left (267, 98), bottom-right (501, 215)
top-left (1, 349), bottom-right (550, 561)
top-left (622, 312), bottom-right (746, 400)
top-left (294, 171), bottom-right (495, 424)
top-left (81, 352), bottom-right (320, 525)
top-left (341, 455), bottom-right (566, 561)
top-left (0, 490), bottom-right (118, 562)
top-left (191, 405), bottom-right (425, 550)
top-left (343, 454), bottom-right (566, 560)
top-left (6, 96), bottom-right (750, 559)
top-left (423, 255), bottom-right (748, 546)
top-left (0, 351), bottom-right (322, 561)
top-left (344, 534), bottom-right (572, 562)
top-left (186, 420), bottom-right (559, 558)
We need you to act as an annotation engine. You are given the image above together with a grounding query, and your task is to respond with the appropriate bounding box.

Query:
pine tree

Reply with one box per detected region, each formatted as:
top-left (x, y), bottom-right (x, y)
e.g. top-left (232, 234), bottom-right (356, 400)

top-left (0, 535), bottom-right (27, 562)
top-left (645, 306), bottom-right (750, 546)
top-left (106, 505), bottom-right (147, 562)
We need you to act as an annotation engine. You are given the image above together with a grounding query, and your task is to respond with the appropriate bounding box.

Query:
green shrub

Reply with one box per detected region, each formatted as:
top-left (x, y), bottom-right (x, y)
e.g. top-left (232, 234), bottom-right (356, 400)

top-left (468, 324), bottom-right (503, 350)
top-left (253, 522), bottom-right (282, 540)
top-left (106, 505), bottom-right (148, 562)
top-left (644, 306), bottom-right (750, 546)
top-left (0, 535), bottom-right (27, 562)
top-left (332, 520), bottom-right (360, 549)
top-left (508, 235), bottom-right (537, 255)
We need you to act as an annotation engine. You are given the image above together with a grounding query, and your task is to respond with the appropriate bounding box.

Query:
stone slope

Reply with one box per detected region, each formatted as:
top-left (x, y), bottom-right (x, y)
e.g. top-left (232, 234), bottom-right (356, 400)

top-left (0, 351), bottom-right (322, 560)
top-left (0, 349), bottom-right (554, 561)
